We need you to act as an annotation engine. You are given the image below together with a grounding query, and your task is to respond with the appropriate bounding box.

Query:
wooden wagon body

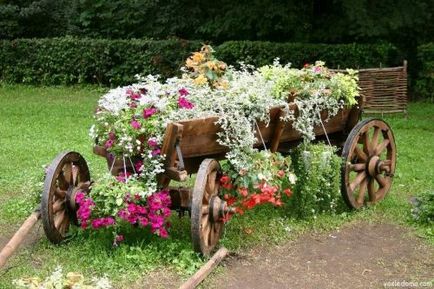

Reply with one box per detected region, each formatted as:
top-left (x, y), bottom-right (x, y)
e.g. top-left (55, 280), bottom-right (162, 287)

top-left (39, 96), bottom-right (396, 255)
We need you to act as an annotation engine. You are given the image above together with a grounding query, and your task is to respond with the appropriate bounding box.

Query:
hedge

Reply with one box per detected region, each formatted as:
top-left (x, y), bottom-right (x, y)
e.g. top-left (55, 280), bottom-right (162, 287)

top-left (415, 43), bottom-right (434, 100)
top-left (216, 41), bottom-right (402, 69)
top-left (0, 37), bottom-right (402, 86)
top-left (0, 37), bottom-right (202, 86)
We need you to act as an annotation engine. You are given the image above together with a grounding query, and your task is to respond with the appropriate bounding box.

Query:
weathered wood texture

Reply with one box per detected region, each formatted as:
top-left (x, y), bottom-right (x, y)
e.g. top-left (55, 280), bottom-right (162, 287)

top-left (178, 247), bottom-right (229, 289)
top-left (0, 211), bottom-right (41, 269)
top-left (177, 106), bottom-right (354, 160)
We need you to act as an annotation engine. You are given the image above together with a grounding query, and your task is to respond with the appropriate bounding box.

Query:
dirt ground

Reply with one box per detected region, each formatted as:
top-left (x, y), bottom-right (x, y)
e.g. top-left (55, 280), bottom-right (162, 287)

top-left (201, 222), bottom-right (434, 289)
top-left (1, 222), bottom-right (433, 289)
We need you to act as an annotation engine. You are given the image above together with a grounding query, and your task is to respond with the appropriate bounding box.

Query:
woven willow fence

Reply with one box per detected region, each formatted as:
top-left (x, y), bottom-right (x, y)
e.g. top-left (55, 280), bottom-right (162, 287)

top-left (333, 61), bottom-right (408, 117)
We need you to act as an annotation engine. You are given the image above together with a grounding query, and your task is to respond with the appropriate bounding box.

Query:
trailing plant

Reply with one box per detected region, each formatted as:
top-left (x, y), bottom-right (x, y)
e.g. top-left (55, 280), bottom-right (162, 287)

top-left (290, 143), bottom-right (342, 219)
top-left (220, 150), bottom-right (296, 218)
top-left (84, 45), bottom-right (358, 241)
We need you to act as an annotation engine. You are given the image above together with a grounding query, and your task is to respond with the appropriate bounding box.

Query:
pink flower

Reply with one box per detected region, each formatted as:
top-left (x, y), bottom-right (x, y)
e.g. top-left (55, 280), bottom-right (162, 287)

top-left (130, 92), bottom-right (141, 100)
top-left (139, 88), bottom-right (147, 95)
top-left (178, 97), bottom-right (194, 109)
top-left (147, 138), bottom-right (158, 147)
top-left (151, 148), bottom-right (161, 156)
top-left (143, 107), bottom-right (157, 119)
top-left (104, 139), bottom-right (114, 149)
top-left (116, 172), bottom-right (131, 183)
top-left (115, 234), bottom-right (124, 243)
top-left (91, 217), bottom-right (115, 229)
top-left (313, 66), bottom-right (321, 73)
top-left (108, 132), bottom-right (116, 140)
top-left (131, 119), bottom-right (141, 130)
top-left (178, 88), bottom-right (189, 96)
top-left (134, 160), bottom-right (143, 173)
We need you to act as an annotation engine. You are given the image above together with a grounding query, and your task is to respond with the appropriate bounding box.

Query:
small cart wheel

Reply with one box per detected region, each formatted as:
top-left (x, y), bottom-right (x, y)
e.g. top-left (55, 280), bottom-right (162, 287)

top-left (41, 151), bottom-right (91, 244)
top-left (341, 119), bottom-right (396, 209)
top-left (191, 159), bottom-right (226, 255)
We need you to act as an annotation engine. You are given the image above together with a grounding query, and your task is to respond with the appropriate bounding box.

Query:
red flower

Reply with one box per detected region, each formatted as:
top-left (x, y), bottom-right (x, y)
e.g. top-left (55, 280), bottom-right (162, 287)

top-left (238, 187), bottom-right (248, 197)
top-left (277, 170), bottom-right (285, 178)
top-left (284, 188), bottom-right (293, 197)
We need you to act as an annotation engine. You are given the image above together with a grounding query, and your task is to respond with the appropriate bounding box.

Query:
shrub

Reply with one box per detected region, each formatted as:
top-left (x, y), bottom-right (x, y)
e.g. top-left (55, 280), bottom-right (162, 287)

top-left (290, 143), bottom-right (342, 219)
top-left (216, 41), bottom-right (402, 69)
top-left (415, 43), bottom-right (434, 101)
top-left (0, 38), bottom-right (403, 86)
top-left (412, 191), bottom-right (434, 224)
top-left (0, 37), bottom-right (201, 86)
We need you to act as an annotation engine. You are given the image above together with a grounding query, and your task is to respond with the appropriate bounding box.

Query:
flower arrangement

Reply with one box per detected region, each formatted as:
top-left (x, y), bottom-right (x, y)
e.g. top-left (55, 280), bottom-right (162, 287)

top-left (13, 266), bottom-right (112, 289)
top-left (220, 151), bottom-right (296, 218)
top-left (81, 45), bottom-right (359, 242)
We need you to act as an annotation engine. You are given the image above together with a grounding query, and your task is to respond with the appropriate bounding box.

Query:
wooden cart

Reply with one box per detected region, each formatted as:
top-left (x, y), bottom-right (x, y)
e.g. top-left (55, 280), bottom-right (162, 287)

top-left (40, 98), bottom-right (396, 255)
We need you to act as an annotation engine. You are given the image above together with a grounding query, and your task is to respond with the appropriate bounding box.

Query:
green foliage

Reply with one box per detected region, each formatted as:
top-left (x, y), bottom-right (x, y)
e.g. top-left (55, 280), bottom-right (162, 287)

top-left (415, 43), bottom-right (434, 101)
top-left (0, 37), bottom-right (202, 86)
top-left (0, 38), bottom-right (402, 86)
top-left (290, 143), bottom-right (343, 219)
top-left (216, 41), bottom-right (402, 69)
top-left (412, 191), bottom-right (434, 224)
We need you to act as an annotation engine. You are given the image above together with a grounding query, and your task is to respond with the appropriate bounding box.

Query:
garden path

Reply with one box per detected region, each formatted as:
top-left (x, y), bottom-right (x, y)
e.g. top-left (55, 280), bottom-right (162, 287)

top-left (201, 222), bottom-right (434, 289)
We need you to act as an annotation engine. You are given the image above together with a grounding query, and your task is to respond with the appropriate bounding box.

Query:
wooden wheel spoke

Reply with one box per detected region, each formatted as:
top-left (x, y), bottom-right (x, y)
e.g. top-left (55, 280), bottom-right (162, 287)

top-left (201, 205), bottom-right (209, 215)
top-left (371, 127), bottom-right (381, 149)
top-left (375, 174), bottom-right (387, 188)
top-left (72, 164), bottom-right (79, 186)
top-left (354, 146), bottom-right (367, 162)
top-left (54, 210), bottom-right (66, 229)
top-left (54, 187), bottom-right (66, 198)
top-left (58, 171), bottom-right (69, 190)
top-left (356, 178), bottom-right (368, 204)
top-left (349, 171), bottom-right (367, 193)
top-left (363, 132), bottom-right (372, 155)
top-left (349, 163), bottom-right (366, 172)
top-left (375, 139), bottom-right (390, 156)
top-left (52, 200), bottom-right (65, 214)
top-left (367, 178), bottom-right (376, 202)
top-left (63, 162), bottom-right (73, 185)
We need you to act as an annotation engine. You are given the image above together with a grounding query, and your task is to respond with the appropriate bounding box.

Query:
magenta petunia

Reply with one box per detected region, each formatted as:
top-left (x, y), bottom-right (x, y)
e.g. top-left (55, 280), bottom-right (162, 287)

top-left (178, 97), bottom-right (194, 109)
top-left (131, 119), bottom-right (141, 130)
top-left (147, 138), bottom-right (158, 147)
top-left (104, 139), bottom-right (114, 149)
top-left (151, 148), bottom-right (161, 156)
top-left (178, 88), bottom-right (189, 96)
top-left (143, 107), bottom-right (157, 119)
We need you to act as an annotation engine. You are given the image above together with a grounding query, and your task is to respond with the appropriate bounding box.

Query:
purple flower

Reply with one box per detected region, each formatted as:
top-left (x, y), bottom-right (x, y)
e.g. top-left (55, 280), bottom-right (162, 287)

top-left (104, 139), bottom-right (114, 149)
top-left (143, 107), bottom-right (157, 119)
top-left (151, 148), bottom-right (161, 156)
top-left (130, 92), bottom-right (141, 100)
top-left (178, 97), bottom-right (194, 109)
top-left (131, 119), bottom-right (141, 130)
top-left (134, 160), bottom-right (143, 173)
top-left (147, 138), bottom-right (158, 147)
top-left (178, 88), bottom-right (189, 96)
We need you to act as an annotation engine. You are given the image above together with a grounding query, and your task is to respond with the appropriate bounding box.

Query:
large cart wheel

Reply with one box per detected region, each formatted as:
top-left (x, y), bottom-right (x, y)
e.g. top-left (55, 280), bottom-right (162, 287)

top-left (191, 159), bottom-right (227, 255)
top-left (341, 119), bottom-right (396, 209)
top-left (41, 151), bottom-right (91, 244)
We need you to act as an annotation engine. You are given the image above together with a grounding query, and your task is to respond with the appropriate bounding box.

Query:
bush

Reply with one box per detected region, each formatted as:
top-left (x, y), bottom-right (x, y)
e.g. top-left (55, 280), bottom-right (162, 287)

top-left (0, 37), bottom-right (201, 86)
top-left (412, 191), bottom-right (434, 224)
top-left (290, 143), bottom-right (342, 219)
top-left (0, 38), bottom-right (403, 86)
top-left (216, 41), bottom-right (402, 69)
top-left (415, 43), bottom-right (434, 101)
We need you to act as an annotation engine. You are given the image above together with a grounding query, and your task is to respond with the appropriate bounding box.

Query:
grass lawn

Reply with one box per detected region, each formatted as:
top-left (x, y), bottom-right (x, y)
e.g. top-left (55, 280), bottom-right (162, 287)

top-left (0, 85), bottom-right (433, 288)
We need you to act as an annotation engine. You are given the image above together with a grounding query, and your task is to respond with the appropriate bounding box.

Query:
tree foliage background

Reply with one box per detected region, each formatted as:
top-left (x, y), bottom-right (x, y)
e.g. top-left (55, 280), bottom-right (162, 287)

top-left (1, 0), bottom-right (432, 45)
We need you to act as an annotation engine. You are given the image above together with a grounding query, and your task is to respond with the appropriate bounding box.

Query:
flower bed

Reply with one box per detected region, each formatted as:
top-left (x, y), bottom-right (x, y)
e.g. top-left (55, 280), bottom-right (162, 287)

top-left (80, 46), bottom-right (359, 242)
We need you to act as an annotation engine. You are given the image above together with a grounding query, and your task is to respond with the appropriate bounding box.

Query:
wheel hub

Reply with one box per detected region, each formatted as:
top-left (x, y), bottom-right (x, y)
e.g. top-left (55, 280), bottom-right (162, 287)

top-left (209, 196), bottom-right (235, 223)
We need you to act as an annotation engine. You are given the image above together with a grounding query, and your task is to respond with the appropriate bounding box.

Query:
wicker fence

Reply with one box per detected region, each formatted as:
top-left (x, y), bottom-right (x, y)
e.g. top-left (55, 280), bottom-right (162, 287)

top-left (333, 61), bottom-right (408, 116)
